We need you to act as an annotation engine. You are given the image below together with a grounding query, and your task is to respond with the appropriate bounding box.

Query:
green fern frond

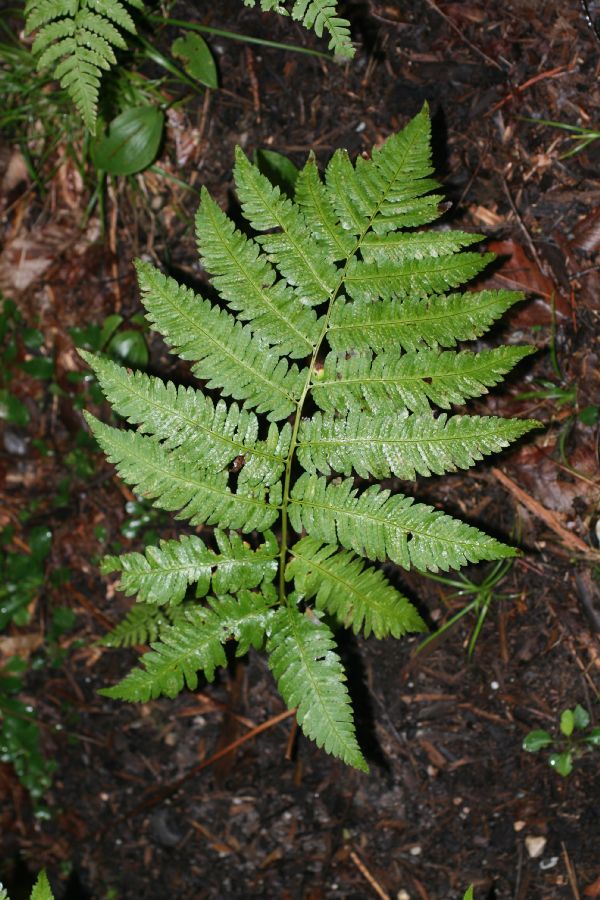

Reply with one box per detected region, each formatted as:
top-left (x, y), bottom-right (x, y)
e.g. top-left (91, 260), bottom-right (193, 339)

top-left (85, 415), bottom-right (280, 531)
top-left (89, 107), bottom-right (539, 769)
top-left (101, 531), bottom-right (278, 605)
top-left (25, 0), bottom-right (141, 133)
top-left (102, 591), bottom-right (274, 701)
top-left (99, 601), bottom-right (192, 647)
top-left (135, 261), bottom-right (305, 422)
top-left (242, 0), bottom-right (354, 58)
top-left (298, 413), bottom-right (539, 480)
top-left (311, 346), bottom-right (535, 415)
top-left (287, 537), bottom-right (426, 638)
top-left (328, 290), bottom-right (525, 353)
top-left (267, 602), bottom-right (367, 770)
top-left (290, 474), bottom-right (517, 572)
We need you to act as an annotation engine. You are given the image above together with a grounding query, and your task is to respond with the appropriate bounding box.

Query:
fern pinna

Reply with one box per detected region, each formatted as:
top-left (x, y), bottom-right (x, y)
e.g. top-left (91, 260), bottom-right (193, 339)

top-left (84, 107), bottom-right (537, 771)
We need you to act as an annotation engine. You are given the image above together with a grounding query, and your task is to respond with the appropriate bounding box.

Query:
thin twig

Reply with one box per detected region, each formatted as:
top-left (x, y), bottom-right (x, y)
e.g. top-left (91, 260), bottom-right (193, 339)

top-left (423, 0), bottom-right (504, 71)
top-left (492, 466), bottom-right (592, 555)
top-left (562, 842), bottom-right (581, 900)
top-left (489, 63), bottom-right (575, 114)
top-left (500, 176), bottom-right (549, 278)
top-left (349, 850), bottom-right (391, 900)
top-left (103, 707), bottom-right (296, 830)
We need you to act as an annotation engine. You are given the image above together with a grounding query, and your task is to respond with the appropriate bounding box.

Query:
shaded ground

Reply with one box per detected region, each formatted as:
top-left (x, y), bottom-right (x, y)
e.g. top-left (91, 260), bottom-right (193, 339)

top-left (1, 1), bottom-right (600, 897)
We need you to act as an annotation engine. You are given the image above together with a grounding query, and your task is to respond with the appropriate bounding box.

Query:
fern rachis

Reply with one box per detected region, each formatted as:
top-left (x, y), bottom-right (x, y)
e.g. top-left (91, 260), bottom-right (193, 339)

top-left (86, 106), bottom-right (538, 772)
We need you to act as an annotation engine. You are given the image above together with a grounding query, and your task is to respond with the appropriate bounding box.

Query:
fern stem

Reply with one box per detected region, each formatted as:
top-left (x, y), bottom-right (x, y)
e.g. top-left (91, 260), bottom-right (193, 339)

top-left (278, 134), bottom-right (436, 601)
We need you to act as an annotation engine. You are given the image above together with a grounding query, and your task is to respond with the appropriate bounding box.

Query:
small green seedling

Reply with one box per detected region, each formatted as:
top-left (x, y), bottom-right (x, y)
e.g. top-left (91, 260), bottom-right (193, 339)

top-left (523, 705), bottom-right (600, 776)
top-left (418, 558), bottom-right (517, 657)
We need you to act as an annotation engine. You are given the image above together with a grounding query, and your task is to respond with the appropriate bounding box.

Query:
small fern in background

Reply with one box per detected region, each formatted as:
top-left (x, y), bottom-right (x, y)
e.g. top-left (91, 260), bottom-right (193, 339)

top-left (84, 106), bottom-right (537, 771)
top-left (24, 0), bottom-right (144, 133)
top-left (243, 0), bottom-right (353, 58)
top-left (23, 0), bottom-right (352, 136)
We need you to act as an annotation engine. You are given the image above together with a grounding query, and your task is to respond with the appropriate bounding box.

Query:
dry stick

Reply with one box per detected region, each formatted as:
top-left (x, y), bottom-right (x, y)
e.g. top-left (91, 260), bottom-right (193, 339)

top-left (562, 842), bottom-right (582, 900)
top-left (500, 175), bottom-right (549, 279)
top-left (423, 0), bottom-right (503, 72)
top-left (489, 63), bottom-right (575, 114)
top-left (492, 467), bottom-right (591, 555)
top-left (349, 850), bottom-right (391, 900)
top-left (105, 707), bottom-right (297, 830)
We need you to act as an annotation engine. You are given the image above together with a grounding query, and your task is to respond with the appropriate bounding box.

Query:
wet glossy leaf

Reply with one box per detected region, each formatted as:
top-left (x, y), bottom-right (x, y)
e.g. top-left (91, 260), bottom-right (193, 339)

top-left (573, 704), bottom-right (590, 730)
top-left (560, 708), bottom-right (575, 737)
top-left (585, 726), bottom-right (600, 746)
top-left (0, 390), bottom-right (29, 426)
top-left (91, 107), bottom-right (165, 176)
top-left (522, 730), bottom-right (553, 752)
top-left (171, 33), bottom-right (218, 88)
top-left (107, 330), bottom-right (149, 369)
top-left (29, 526), bottom-right (52, 561)
top-left (23, 328), bottom-right (44, 350)
top-left (549, 750), bottom-right (573, 777)
top-left (21, 357), bottom-right (54, 379)
top-left (100, 314), bottom-right (123, 349)
top-left (255, 148), bottom-right (299, 198)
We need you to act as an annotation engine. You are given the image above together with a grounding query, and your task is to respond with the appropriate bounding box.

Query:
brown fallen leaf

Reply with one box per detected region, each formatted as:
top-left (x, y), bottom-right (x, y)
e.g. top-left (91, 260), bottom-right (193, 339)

top-left (484, 239), bottom-right (571, 323)
top-left (584, 874), bottom-right (600, 897)
top-left (0, 633), bottom-right (44, 664)
top-left (492, 466), bottom-right (591, 555)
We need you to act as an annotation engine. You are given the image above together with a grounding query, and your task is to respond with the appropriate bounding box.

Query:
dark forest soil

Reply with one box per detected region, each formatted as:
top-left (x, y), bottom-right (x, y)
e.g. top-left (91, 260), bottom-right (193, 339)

top-left (1, 1), bottom-right (600, 898)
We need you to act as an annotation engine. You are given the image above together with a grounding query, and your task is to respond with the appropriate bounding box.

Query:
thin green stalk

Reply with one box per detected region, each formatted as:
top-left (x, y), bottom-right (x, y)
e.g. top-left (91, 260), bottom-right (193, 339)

top-left (147, 14), bottom-right (332, 60)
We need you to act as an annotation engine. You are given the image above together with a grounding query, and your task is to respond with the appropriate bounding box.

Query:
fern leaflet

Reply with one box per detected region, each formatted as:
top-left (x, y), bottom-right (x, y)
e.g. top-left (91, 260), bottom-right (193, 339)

top-left (101, 591), bottom-right (275, 701)
top-left (101, 531), bottom-right (278, 605)
top-left (287, 537), bottom-right (426, 638)
top-left (267, 602), bottom-right (367, 769)
top-left (99, 601), bottom-right (193, 648)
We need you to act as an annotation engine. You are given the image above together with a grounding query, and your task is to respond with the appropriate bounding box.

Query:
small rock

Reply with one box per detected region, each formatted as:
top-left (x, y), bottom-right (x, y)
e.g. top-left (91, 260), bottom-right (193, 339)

top-left (525, 835), bottom-right (547, 858)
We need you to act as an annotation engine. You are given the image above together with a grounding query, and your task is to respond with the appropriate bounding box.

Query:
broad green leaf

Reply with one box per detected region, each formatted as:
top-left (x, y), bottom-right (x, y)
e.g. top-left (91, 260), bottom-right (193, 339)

top-left (91, 107), bottom-right (164, 175)
top-left (560, 708), bottom-right (575, 737)
top-left (549, 751), bottom-right (573, 777)
top-left (255, 149), bottom-right (299, 198)
top-left (522, 730), bottom-right (553, 753)
top-left (171, 33), bottom-right (218, 87)
top-left (572, 704), bottom-right (590, 730)
top-left (107, 329), bottom-right (148, 368)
